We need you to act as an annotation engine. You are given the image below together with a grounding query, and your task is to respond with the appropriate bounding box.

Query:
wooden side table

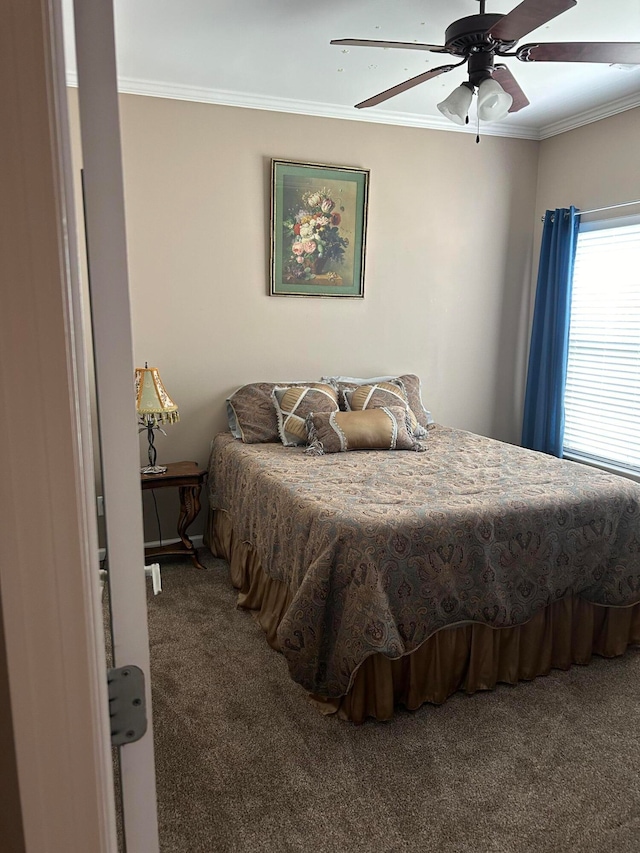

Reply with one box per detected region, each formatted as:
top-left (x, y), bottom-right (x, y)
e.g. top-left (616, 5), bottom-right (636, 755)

top-left (141, 461), bottom-right (207, 570)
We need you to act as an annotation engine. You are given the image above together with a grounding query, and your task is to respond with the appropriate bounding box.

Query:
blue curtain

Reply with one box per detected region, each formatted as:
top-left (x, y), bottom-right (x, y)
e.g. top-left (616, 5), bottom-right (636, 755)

top-left (521, 206), bottom-right (580, 456)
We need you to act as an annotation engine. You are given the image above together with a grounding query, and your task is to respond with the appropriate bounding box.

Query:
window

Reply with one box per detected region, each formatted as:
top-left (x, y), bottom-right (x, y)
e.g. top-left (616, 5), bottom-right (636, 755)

top-left (563, 217), bottom-right (640, 476)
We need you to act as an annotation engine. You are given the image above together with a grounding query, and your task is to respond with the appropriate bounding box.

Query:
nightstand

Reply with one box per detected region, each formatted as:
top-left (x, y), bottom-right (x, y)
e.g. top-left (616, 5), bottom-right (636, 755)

top-left (141, 461), bottom-right (207, 569)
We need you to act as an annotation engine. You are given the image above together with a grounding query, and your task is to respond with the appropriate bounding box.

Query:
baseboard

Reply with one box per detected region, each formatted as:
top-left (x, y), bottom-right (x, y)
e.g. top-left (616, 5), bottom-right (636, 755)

top-left (97, 534), bottom-right (204, 565)
top-left (143, 534), bottom-right (205, 551)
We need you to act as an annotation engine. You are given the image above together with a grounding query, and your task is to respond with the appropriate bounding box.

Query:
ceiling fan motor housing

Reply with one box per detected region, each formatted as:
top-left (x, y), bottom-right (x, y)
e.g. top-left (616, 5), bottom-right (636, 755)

top-left (467, 49), bottom-right (497, 85)
top-left (444, 13), bottom-right (517, 56)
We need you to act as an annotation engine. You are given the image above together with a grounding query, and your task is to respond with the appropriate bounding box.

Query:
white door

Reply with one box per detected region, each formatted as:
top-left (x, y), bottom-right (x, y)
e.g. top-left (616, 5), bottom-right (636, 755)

top-left (72, 1), bottom-right (160, 850)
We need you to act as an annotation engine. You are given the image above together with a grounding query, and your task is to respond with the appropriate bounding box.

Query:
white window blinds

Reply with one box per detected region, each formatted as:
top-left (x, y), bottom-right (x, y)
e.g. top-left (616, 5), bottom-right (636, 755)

top-left (563, 220), bottom-right (640, 475)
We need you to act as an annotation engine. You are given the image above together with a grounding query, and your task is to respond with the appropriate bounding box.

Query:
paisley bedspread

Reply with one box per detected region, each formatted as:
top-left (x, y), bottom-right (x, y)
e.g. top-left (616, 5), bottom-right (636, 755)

top-left (207, 427), bottom-right (640, 698)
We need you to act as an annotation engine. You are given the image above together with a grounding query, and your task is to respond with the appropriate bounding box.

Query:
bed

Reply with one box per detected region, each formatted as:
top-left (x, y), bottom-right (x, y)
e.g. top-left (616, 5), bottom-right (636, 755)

top-left (205, 422), bottom-right (640, 723)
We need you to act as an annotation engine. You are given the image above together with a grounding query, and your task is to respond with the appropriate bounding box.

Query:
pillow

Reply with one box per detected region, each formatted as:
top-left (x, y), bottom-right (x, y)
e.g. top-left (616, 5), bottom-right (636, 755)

top-left (227, 381), bottom-right (323, 443)
top-left (305, 407), bottom-right (427, 455)
top-left (398, 374), bottom-right (434, 431)
top-left (322, 373), bottom-right (434, 429)
top-left (272, 384), bottom-right (339, 447)
top-left (343, 382), bottom-right (427, 438)
top-left (321, 375), bottom-right (394, 412)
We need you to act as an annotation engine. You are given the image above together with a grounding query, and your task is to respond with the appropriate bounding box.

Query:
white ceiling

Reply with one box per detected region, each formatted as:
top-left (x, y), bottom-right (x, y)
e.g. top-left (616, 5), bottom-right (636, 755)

top-left (63, 0), bottom-right (640, 140)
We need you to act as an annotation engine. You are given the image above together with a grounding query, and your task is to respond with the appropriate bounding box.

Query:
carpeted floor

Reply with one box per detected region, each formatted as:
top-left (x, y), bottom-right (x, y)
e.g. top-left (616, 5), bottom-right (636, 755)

top-left (148, 550), bottom-right (640, 853)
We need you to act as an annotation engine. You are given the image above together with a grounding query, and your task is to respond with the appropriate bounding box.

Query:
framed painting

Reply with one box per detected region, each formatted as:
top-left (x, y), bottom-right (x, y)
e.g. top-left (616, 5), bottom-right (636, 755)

top-left (270, 159), bottom-right (369, 298)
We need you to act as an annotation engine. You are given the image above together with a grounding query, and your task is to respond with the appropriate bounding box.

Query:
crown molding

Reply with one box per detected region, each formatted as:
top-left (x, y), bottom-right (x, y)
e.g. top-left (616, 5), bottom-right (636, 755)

top-left (65, 71), bottom-right (540, 140)
top-left (537, 90), bottom-right (640, 139)
top-left (65, 71), bottom-right (640, 142)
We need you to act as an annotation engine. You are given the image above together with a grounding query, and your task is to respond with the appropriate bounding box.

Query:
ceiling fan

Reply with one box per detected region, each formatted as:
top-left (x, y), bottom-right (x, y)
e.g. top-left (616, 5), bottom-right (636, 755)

top-left (331, 0), bottom-right (640, 125)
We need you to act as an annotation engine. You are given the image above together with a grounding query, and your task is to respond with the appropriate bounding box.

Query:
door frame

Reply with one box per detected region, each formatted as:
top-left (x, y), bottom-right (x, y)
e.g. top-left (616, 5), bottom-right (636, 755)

top-left (1, 0), bottom-right (117, 849)
top-left (72, 0), bottom-right (160, 848)
top-left (1, 0), bottom-right (159, 849)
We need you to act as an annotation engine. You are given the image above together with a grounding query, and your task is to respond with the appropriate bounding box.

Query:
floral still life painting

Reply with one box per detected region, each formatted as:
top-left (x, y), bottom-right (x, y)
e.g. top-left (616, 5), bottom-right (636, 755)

top-left (270, 160), bottom-right (369, 297)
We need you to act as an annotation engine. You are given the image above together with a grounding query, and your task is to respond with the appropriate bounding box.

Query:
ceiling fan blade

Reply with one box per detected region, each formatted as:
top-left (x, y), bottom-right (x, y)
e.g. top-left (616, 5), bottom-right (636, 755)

top-left (493, 66), bottom-right (530, 113)
top-left (517, 41), bottom-right (640, 63)
top-left (331, 38), bottom-right (447, 54)
top-left (486, 0), bottom-right (577, 43)
top-left (355, 64), bottom-right (456, 109)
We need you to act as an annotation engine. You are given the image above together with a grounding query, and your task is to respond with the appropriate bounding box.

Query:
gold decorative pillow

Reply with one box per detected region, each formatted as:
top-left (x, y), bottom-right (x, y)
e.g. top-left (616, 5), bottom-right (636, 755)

top-left (343, 382), bottom-right (427, 438)
top-left (305, 407), bottom-right (427, 455)
top-left (272, 384), bottom-right (339, 447)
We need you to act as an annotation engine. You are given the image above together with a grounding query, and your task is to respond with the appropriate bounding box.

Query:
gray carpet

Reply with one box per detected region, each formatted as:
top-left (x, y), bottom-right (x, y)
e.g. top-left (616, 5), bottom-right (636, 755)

top-left (148, 551), bottom-right (640, 853)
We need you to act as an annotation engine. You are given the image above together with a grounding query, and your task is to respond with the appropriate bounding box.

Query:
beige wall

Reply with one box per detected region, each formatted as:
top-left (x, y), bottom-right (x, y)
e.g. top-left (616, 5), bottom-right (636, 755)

top-left (66, 93), bottom-right (640, 541)
top-left (68, 92), bottom-right (540, 536)
top-left (123, 98), bottom-right (540, 443)
top-left (66, 93), bottom-right (539, 538)
top-left (522, 107), bottom-right (640, 407)
top-left (534, 107), bottom-right (640, 280)
top-left (536, 107), bottom-right (640, 215)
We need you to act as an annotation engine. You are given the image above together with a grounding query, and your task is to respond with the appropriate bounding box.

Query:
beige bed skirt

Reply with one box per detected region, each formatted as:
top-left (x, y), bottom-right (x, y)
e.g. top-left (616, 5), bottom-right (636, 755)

top-left (206, 508), bottom-right (640, 723)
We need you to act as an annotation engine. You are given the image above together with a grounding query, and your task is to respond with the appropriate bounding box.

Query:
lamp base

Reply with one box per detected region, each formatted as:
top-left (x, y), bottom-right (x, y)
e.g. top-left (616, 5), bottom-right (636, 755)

top-left (140, 464), bottom-right (167, 475)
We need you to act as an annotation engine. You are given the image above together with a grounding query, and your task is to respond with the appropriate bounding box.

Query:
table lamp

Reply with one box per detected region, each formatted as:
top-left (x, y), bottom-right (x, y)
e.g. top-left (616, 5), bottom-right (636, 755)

top-left (135, 364), bottom-right (179, 474)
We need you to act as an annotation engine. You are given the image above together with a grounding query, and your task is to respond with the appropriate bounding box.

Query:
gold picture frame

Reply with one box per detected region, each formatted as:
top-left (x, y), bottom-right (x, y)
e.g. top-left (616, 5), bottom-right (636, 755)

top-left (270, 159), bottom-right (369, 298)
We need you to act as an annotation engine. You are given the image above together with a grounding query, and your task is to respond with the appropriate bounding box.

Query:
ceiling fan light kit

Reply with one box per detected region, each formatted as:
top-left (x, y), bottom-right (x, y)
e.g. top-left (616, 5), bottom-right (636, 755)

top-left (477, 77), bottom-right (513, 120)
top-left (437, 51), bottom-right (514, 125)
top-left (437, 83), bottom-right (474, 125)
top-left (331, 0), bottom-right (640, 133)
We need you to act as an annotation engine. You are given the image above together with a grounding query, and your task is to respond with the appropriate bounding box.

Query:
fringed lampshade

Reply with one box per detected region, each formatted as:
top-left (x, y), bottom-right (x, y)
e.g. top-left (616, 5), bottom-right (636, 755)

top-left (135, 364), bottom-right (179, 474)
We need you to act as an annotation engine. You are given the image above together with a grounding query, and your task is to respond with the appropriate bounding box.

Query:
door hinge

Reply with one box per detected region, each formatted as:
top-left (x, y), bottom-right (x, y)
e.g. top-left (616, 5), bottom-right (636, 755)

top-left (107, 665), bottom-right (148, 746)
